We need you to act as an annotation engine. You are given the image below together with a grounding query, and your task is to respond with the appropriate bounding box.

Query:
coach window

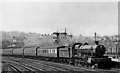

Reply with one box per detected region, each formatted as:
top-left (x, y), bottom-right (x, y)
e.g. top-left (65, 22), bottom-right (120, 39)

top-left (44, 50), bottom-right (45, 53)
top-left (50, 49), bottom-right (52, 53)
top-left (45, 49), bottom-right (47, 53)
top-left (47, 49), bottom-right (49, 53)
top-left (51, 49), bottom-right (53, 53)
top-left (48, 49), bottom-right (50, 53)
top-left (52, 49), bottom-right (55, 53)
top-left (49, 49), bottom-right (51, 53)
top-left (43, 50), bottom-right (45, 53)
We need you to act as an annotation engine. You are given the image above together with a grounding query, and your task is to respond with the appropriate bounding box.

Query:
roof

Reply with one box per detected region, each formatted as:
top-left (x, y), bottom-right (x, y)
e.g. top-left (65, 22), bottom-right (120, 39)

top-left (39, 46), bottom-right (58, 49)
top-left (79, 45), bottom-right (93, 49)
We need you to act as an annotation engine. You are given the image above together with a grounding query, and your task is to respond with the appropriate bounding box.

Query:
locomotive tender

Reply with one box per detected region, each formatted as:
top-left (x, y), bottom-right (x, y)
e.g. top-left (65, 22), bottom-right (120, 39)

top-left (2, 43), bottom-right (112, 69)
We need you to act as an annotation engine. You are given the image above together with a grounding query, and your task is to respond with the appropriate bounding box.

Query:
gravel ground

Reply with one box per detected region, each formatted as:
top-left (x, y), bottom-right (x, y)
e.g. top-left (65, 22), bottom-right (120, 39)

top-left (1, 57), bottom-right (120, 73)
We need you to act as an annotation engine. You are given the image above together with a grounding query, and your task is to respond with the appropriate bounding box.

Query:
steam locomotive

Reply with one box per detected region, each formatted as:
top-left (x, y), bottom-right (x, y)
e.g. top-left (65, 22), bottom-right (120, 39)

top-left (2, 42), bottom-right (113, 69)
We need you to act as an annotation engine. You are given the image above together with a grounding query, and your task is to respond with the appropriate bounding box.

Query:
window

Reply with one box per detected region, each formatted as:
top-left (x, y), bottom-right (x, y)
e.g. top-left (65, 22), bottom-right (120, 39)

top-left (52, 49), bottom-right (55, 53)
top-left (49, 49), bottom-right (52, 53)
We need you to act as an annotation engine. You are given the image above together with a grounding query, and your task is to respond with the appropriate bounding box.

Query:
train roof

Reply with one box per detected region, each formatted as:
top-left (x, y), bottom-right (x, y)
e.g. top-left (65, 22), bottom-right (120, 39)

top-left (79, 45), bottom-right (96, 49)
top-left (38, 46), bottom-right (58, 49)
top-left (79, 45), bottom-right (92, 49)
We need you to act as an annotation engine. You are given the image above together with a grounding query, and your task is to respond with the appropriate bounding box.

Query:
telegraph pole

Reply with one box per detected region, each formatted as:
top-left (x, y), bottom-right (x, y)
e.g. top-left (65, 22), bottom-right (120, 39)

top-left (118, 39), bottom-right (120, 58)
top-left (64, 28), bottom-right (67, 36)
top-left (65, 28), bottom-right (66, 33)
top-left (95, 32), bottom-right (97, 41)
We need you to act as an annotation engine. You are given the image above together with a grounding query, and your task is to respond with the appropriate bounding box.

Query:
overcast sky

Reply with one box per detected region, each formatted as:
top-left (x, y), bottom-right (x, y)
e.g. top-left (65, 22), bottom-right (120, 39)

top-left (1, 2), bottom-right (118, 36)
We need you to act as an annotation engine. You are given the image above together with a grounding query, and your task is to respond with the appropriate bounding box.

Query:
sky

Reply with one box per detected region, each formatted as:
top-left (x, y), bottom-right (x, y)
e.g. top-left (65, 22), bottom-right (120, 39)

top-left (0, 1), bottom-right (118, 36)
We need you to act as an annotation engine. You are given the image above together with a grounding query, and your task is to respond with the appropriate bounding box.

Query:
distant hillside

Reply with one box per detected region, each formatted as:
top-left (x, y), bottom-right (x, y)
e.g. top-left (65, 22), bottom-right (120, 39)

top-left (1, 31), bottom-right (56, 47)
top-left (1, 31), bottom-right (94, 47)
top-left (1, 31), bottom-right (119, 50)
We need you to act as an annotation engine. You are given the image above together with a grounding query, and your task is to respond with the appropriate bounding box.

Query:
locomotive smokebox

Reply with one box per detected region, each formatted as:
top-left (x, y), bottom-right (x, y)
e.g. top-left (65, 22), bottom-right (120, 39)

top-left (88, 57), bottom-right (112, 69)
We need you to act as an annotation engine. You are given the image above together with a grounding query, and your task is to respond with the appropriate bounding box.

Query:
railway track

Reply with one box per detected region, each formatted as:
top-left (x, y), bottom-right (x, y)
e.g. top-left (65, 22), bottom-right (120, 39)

top-left (3, 57), bottom-right (95, 71)
top-left (25, 58), bottom-right (120, 72)
top-left (8, 64), bottom-right (34, 73)
top-left (2, 58), bottom-right (77, 72)
top-left (2, 57), bottom-right (120, 73)
top-left (2, 60), bottom-right (44, 73)
top-left (2, 57), bottom-right (73, 72)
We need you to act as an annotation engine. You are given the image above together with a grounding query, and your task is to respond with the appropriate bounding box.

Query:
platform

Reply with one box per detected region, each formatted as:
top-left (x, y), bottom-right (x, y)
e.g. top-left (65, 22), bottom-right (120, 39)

top-left (109, 57), bottom-right (120, 62)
